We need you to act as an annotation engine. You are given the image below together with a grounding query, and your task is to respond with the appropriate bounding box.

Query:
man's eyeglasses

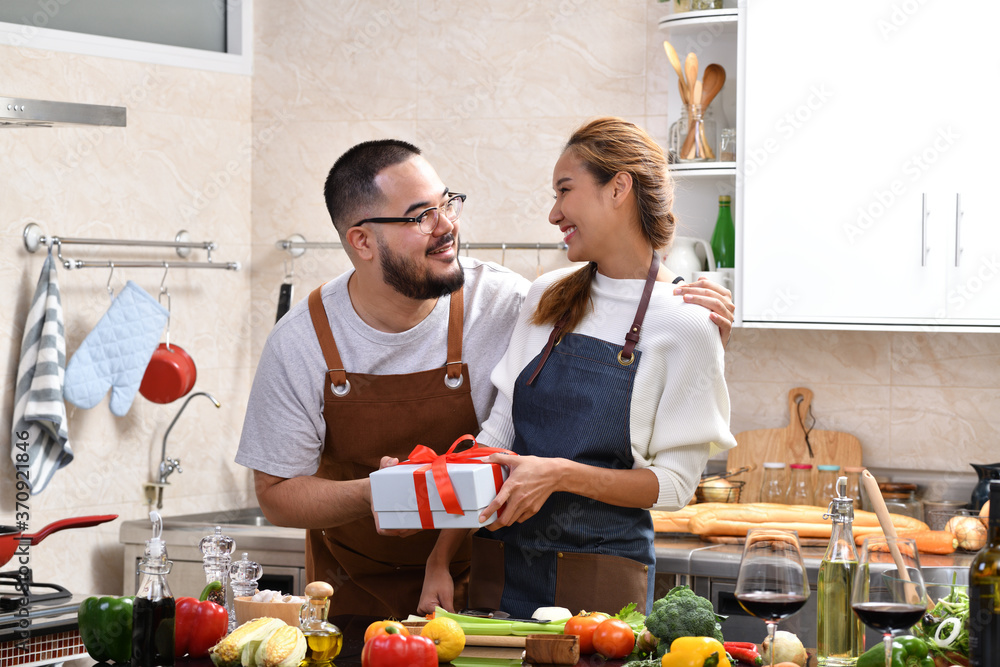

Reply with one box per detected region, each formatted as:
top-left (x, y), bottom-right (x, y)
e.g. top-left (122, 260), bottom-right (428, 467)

top-left (352, 193), bottom-right (466, 235)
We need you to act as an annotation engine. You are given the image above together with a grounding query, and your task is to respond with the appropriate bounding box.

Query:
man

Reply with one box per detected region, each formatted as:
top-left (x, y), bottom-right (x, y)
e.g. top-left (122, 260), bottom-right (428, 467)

top-left (236, 139), bottom-right (734, 618)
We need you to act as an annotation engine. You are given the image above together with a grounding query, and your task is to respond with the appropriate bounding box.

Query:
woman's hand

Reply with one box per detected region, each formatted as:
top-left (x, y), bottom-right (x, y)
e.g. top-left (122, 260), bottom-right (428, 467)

top-left (417, 562), bottom-right (456, 614)
top-left (674, 278), bottom-right (735, 346)
top-left (479, 453), bottom-right (561, 529)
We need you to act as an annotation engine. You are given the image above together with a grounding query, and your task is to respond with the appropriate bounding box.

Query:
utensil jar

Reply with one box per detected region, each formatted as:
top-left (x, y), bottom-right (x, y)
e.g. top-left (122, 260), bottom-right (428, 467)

top-left (670, 104), bottom-right (716, 163)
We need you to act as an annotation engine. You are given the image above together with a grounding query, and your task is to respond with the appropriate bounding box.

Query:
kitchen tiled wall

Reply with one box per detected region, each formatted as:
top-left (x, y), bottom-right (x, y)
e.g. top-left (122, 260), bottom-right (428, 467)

top-left (0, 43), bottom-right (255, 596)
top-left (1, 1), bottom-right (995, 598)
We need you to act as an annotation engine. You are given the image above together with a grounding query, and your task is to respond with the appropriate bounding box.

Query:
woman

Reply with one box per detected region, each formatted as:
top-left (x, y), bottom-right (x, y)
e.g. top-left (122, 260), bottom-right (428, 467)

top-left (419, 117), bottom-right (736, 618)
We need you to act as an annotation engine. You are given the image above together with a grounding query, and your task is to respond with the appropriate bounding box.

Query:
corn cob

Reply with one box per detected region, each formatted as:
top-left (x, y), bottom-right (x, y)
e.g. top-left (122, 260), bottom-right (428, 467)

top-left (209, 617), bottom-right (286, 667)
top-left (254, 624), bottom-right (306, 667)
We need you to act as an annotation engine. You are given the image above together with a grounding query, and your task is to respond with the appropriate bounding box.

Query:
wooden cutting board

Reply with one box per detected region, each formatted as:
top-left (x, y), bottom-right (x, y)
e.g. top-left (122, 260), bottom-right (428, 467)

top-left (727, 387), bottom-right (863, 503)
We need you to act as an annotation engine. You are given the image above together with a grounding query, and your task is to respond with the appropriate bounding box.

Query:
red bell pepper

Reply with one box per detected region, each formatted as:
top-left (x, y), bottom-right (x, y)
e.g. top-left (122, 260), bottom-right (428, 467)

top-left (174, 581), bottom-right (229, 658)
top-left (724, 641), bottom-right (764, 666)
top-left (361, 626), bottom-right (437, 667)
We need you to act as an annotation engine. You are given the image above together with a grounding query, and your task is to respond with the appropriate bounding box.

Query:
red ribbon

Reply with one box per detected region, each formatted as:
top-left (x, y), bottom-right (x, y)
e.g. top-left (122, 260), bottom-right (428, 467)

top-left (401, 434), bottom-right (514, 529)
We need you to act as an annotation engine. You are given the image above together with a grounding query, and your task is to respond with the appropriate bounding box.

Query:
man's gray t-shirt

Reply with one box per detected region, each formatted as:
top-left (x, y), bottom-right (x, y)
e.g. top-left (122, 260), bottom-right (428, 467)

top-left (236, 257), bottom-right (530, 479)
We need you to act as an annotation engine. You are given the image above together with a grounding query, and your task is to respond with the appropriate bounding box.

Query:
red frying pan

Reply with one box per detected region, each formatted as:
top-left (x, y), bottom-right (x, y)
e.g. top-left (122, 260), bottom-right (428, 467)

top-left (0, 515), bottom-right (117, 568)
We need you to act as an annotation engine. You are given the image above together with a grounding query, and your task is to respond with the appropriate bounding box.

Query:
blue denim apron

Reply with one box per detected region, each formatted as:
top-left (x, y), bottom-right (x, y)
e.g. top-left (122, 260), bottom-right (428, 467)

top-left (470, 255), bottom-right (660, 618)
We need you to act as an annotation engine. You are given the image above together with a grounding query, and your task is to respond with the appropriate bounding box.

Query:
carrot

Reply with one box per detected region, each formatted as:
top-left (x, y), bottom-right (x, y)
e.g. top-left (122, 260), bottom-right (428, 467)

top-left (853, 530), bottom-right (957, 555)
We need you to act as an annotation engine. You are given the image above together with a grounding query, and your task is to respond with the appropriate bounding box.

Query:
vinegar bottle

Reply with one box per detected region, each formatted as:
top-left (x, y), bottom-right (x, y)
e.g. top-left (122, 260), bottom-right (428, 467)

top-left (300, 581), bottom-right (343, 665)
top-left (970, 480), bottom-right (1000, 665)
top-left (133, 511), bottom-right (175, 667)
top-left (817, 477), bottom-right (863, 667)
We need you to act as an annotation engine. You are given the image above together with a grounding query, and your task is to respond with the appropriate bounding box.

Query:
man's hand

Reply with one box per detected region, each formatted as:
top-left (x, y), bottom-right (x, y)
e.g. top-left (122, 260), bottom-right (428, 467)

top-left (479, 454), bottom-right (558, 529)
top-left (674, 277), bottom-right (735, 346)
top-left (372, 455), bottom-right (421, 537)
top-left (417, 564), bottom-right (456, 615)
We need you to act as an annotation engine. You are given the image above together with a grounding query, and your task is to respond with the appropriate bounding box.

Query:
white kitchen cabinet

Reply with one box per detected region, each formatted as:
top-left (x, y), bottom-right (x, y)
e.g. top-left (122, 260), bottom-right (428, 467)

top-left (739, 1), bottom-right (1000, 328)
top-left (659, 9), bottom-right (740, 278)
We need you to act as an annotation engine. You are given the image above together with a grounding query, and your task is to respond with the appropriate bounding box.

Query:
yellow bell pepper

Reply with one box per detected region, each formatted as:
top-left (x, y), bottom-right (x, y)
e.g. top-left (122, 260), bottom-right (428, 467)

top-left (660, 636), bottom-right (732, 667)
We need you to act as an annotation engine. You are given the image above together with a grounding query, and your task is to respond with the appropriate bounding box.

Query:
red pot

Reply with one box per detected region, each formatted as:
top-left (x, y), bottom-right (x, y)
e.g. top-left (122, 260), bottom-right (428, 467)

top-left (140, 343), bottom-right (197, 404)
top-left (0, 515), bottom-right (117, 568)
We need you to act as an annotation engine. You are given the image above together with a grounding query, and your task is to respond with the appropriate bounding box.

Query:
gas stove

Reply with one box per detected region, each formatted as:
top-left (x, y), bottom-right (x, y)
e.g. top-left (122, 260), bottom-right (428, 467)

top-left (0, 569), bottom-right (88, 667)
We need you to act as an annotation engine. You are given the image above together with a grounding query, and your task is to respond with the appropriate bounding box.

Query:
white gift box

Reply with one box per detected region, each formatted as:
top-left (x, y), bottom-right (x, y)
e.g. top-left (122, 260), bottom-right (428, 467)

top-left (370, 461), bottom-right (507, 529)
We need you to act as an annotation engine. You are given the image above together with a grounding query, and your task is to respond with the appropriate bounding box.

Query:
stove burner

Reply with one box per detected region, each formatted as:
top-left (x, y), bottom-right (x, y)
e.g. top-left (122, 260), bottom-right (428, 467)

top-left (0, 568), bottom-right (70, 612)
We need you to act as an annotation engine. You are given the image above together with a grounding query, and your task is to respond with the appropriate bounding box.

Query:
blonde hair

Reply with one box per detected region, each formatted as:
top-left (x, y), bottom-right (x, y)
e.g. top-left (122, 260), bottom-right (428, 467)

top-left (533, 117), bottom-right (675, 331)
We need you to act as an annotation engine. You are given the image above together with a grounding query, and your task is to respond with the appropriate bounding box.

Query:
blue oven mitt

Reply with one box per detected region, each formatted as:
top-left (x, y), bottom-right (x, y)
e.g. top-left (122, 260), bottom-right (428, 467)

top-left (65, 281), bottom-right (169, 416)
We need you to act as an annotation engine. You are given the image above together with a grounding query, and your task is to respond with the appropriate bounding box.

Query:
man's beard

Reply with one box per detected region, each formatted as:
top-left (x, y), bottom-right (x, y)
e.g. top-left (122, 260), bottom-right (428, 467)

top-left (376, 233), bottom-right (465, 300)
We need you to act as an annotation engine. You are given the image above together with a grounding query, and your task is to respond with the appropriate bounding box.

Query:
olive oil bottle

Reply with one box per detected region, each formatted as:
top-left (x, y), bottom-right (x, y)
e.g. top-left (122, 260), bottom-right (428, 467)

top-left (970, 481), bottom-right (1000, 665)
top-left (817, 477), bottom-right (863, 666)
top-left (300, 581), bottom-right (342, 665)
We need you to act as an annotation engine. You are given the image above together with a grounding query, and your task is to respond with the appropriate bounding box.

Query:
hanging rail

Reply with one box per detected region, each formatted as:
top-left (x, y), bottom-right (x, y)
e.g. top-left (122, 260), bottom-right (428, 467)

top-left (275, 234), bottom-right (567, 256)
top-left (22, 222), bottom-right (240, 271)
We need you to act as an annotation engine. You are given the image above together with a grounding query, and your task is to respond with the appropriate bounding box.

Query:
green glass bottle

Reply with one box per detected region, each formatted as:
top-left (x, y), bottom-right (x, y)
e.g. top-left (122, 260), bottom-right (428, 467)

top-left (710, 195), bottom-right (735, 268)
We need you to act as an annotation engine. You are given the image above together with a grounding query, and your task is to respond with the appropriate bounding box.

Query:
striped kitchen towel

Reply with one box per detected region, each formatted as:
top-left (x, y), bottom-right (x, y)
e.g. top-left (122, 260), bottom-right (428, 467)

top-left (12, 250), bottom-right (72, 494)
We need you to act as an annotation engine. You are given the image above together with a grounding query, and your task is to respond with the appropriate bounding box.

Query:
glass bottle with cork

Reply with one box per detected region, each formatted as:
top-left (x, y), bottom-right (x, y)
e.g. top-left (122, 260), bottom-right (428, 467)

top-left (300, 581), bottom-right (343, 664)
top-left (787, 463), bottom-right (815, 506)
top-left (817, 476), bottom-right (863, 667)
top-left (133, 511), bottom-right (175, 667)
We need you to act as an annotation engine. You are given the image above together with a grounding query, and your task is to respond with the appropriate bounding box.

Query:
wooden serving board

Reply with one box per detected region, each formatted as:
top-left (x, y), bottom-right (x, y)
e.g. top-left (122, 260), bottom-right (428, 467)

top-left (727, 387), bottom-right (863, 503)
top-left (463, 634), bottom-right (527, 647)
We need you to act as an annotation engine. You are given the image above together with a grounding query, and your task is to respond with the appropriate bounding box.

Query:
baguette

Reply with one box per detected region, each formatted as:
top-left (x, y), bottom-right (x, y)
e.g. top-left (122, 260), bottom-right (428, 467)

top-left (686, 503), bottom-right (928, 538)
top-left (853, 529), bottom-right (958, 555)
top-left (651, 503), bottom-right (731, 533)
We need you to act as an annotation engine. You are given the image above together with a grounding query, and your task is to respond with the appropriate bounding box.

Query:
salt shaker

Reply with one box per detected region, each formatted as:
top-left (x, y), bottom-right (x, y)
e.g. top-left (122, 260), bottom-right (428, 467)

top-left (199, 526), bottom-right (235, 620)
top-left (229, 552), bottom-right (263, 631)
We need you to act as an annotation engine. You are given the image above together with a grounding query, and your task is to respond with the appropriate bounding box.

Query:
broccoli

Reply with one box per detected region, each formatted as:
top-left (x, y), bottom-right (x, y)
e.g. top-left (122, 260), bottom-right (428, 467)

top-left (644, 585), bottom-right (725, 649)
top-left (622, 660), bottom-right (662, 667)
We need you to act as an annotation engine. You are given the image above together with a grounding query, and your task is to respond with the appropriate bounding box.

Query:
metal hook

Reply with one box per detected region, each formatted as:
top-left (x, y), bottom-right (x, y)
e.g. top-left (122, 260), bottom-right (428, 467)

top-left (283, 257), bottom-right (295, 284)
top-left (501, 242), bottom-right (506, 267)
top-left (106, 263), bottom-right (116, 301)
top-left (159, 264), bottom-right (172, 349)
top-left (536, 243), bottom-right (542, 277)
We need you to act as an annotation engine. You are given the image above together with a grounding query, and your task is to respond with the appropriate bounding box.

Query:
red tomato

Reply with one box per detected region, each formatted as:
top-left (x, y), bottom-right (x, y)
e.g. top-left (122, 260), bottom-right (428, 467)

top-left (591, 618), bottom-right (635, 659)
top-left (563, 611), bottom-right (610, 654)
top-left (360, 631), bottom-right (437, 667)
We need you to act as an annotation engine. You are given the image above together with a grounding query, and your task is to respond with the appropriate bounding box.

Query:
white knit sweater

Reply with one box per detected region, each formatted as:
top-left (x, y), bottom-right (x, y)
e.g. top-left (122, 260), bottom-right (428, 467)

top-left (478, 266), bottom-right (737, 510)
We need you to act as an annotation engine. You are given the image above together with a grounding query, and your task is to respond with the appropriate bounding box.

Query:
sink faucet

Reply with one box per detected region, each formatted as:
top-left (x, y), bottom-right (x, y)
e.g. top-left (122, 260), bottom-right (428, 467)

top-left (157, 391), bottom-right (221, 508)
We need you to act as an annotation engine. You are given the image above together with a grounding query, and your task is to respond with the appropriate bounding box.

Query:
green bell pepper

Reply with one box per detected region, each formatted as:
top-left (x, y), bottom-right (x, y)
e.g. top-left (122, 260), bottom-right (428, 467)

top-left (857, 635), bottom-right (935, 667)
top-left (78, 595), bottom-right (134, 663)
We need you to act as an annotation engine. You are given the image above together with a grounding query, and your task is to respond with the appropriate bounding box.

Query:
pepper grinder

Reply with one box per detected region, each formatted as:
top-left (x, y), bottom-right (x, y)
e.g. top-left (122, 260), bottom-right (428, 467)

top-left (228, 552), bottom-right (262, 632)
top-left (199, 526), bottom-right (235, 623)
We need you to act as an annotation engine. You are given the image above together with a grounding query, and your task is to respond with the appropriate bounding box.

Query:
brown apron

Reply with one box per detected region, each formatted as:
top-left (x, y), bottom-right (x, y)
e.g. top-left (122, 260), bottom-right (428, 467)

top-left (305, 284), bottom-right (480, 617)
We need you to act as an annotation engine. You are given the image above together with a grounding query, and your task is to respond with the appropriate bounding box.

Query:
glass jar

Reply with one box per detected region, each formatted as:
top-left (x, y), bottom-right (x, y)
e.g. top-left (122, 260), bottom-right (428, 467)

top-left (719, 128), bottom-right (736, 162)
top-left (759, 462), bottom-right (787, 503)
top-left (843, 466), bottom-right (864, 509)
top-left (879, 482), bottom-right (923, 521)
top-left (787, 463), bottom-right (814, 505)
top-left (816, 464), bottom-right (841, 506)
top-left (669, 104), bottom-right (716, 163)
top-left (691, 0), bottom-right (722, 9)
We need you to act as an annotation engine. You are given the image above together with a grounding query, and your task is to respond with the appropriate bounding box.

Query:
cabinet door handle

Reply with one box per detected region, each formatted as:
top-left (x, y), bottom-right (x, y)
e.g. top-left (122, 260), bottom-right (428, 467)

top-left (954, 193), bottom-right (964, 268)
top-left (921, 193), bottom-right (930, 267)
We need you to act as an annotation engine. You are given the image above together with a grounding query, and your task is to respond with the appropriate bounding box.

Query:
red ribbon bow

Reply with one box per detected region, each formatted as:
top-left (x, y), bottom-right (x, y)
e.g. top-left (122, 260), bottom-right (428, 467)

top-left (402, 434), bottom-right (514, 529)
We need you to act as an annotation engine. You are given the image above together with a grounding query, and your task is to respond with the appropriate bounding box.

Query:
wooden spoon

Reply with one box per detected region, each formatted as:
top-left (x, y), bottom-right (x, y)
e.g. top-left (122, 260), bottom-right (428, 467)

top-left (683, 52), bottom-right (699, 107)
top-left (697, 64), bottom-right (726, 159)
top-left (662, 41), bottom-right (688, 100)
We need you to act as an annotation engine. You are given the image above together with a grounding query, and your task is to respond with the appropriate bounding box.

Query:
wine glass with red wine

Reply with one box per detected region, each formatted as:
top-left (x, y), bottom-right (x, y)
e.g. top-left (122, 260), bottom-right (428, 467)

top-left (851, 536), bottom-right (929, 667)
top-left (734, 529), bottom-right (810, 667)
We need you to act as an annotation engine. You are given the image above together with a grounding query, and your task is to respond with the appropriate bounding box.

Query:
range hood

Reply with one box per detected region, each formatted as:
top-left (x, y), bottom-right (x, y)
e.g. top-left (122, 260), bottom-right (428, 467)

top-left (1, 96), bottom-right (126, 128)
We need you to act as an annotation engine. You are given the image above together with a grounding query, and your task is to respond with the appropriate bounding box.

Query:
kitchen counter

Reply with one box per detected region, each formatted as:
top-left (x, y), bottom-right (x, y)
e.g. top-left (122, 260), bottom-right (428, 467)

top-left (121, 509), bottom-right (976, 648)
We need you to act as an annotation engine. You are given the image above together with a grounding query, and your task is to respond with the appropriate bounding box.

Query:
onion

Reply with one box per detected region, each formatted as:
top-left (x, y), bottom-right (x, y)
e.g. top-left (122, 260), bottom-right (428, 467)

top-left (981, 500), bottom-right (991, 527)
top-left (531, 606), bottom-right (571, 622)
top-left (933, 617), bottom-right (961, 647)
top-left (945, 515), bottom-right (987, 551)
top-left (700, 479), bottom-right (734, 503)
